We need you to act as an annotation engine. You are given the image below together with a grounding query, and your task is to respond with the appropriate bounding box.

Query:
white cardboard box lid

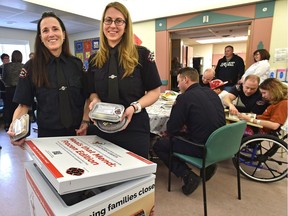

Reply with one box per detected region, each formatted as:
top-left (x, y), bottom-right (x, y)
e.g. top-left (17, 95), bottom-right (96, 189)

top-left (25, 135), bottom-right (157, 195)
top-left (25, 161), bottom-right (155, 216)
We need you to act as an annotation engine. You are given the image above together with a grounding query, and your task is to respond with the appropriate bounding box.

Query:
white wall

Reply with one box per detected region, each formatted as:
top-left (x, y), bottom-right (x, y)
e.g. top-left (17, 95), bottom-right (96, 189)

top-left (133, 20), bottom-right (156, 52)
top-left (0, 27), bottom-right (35, 62)
top-left (193, 44), bottom-right (213, 73)
top-left (269, 0), bottom-right (287, 71)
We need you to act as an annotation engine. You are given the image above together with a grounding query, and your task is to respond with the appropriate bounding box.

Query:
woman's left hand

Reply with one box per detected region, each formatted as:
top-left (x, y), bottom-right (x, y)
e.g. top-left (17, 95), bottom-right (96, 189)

top-left (118, 105), bottom-right (135, 131)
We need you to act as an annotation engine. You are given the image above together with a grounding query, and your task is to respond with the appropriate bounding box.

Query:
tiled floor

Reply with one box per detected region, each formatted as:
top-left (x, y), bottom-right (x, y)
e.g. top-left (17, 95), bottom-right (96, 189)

top-left (0, 121), bottom-right (287, 216)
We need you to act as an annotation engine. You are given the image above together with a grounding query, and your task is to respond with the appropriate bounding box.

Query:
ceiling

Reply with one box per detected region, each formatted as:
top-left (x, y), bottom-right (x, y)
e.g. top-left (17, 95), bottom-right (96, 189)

top-left (172, 22), bottom-right (251, 45)
top-left (0, 0), bottom-right (267, 45)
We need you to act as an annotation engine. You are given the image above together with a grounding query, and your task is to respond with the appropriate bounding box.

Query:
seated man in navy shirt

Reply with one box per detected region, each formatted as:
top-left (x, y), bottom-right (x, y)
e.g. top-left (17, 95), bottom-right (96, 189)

top-left (153, 67), bottom-right (226, 195)
top-left (223, 74), bottom-right (269, 115)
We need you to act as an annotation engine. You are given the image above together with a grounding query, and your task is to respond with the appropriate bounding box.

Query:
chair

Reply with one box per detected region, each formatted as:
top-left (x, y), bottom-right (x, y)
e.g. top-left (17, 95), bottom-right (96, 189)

top-left (168, 120), bottom-right (247, 216)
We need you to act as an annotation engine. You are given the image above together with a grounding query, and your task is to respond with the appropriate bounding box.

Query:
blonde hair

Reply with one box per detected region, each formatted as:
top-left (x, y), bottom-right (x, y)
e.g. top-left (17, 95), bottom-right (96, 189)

top-left (91, 2), bottom-right (138, 78)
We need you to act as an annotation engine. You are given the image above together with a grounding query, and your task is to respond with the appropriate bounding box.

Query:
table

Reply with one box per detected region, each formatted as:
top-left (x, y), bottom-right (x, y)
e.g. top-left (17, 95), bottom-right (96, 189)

top-left (224, 109), bottom-right (263, 128)
top-left (146, 99), bottom-right (173, 136)
top-left (147, 102), bottom-right (263, 136)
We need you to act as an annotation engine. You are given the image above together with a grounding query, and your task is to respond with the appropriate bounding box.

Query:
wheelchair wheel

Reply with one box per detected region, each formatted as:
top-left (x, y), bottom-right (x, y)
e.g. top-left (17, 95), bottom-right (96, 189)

top-left (236, 134), bottom-right (287, 183)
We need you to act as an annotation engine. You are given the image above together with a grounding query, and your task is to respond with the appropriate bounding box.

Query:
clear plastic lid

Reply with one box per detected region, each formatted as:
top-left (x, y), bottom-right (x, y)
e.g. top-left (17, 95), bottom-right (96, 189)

top-left (11, 114), bottom-right (30, 141)
top-left (89, 102), bottom-right (125, 123)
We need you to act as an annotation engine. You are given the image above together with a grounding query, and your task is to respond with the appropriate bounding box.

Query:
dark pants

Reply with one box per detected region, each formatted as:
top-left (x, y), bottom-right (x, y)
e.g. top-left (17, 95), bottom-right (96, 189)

top-left (4, 87), bottom-right (17, 127)
top-left (38, 127), bottom-right (78, 137)
top-left (87, 125), bottom-right (150, 159)
top-left (153, 136), bottom-right (204, 177)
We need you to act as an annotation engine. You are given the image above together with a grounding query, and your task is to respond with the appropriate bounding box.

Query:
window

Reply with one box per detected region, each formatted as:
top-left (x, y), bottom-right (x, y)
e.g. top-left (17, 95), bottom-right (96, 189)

top-left (0, 40), bottom-right (30, 63)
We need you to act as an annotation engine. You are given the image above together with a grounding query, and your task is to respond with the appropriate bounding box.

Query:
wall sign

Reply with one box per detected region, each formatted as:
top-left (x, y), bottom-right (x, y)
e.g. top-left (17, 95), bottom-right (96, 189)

top-left (74, 37), bottom-right (99, 70)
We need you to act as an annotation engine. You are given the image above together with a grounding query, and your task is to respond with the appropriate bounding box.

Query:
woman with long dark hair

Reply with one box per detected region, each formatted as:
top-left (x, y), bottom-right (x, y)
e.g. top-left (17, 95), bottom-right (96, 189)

top-left (8, 12), bottom-right (87, 146)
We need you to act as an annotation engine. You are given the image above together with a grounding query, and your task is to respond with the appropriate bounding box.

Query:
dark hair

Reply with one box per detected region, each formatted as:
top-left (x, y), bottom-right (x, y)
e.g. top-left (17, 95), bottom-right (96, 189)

top-left (225, 45), bottom-right (234, 51)
top-left (11, 50), bottom-right (23, 63)
top-left (253, 49), bottom-right (270, 61)
top-left (32, 11), bottom-right (72, 87)
top-left (178, 67), bottom-right (199, 82)
top-left (1, 53), bottom-right (9, 61)
top-left (259, 78), bottom-right (288, 104)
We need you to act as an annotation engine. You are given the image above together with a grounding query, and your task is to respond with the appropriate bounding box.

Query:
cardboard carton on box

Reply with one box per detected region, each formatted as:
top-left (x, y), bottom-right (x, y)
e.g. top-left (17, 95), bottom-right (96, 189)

top-left (25, 162), bottom-right (155, 216)
top-left (25, 135), bottom-right (157, 195)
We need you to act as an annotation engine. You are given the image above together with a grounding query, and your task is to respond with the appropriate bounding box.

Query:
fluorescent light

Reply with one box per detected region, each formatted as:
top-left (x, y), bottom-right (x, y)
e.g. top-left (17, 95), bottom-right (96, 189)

top-left (196, 36), bottom-right (248, 44)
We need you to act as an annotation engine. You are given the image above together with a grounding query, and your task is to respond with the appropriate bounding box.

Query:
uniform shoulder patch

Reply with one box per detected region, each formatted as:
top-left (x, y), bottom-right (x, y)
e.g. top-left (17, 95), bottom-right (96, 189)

top-left (148, 51), bottom-right (155, 62)
top-left (19, 68), bottom-right (28, 78)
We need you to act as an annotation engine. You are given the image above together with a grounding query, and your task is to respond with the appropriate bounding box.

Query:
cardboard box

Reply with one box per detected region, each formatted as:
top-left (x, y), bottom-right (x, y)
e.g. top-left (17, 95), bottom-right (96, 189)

top-left (25, 135), bottom-right (157, 195)
top-left (25, 162), bottom-right (155, 216)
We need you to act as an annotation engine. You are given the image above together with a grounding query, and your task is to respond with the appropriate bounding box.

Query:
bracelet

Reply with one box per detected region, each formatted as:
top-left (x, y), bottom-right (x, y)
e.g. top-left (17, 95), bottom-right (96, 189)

top-left (130, 101), bottom-right (142, 113)
top-left (256, 120), bottom-right (261, 125)
top-left (130, 104), bottom-right (136, 112)
top-left (81, 120), bottom-right (90, 126)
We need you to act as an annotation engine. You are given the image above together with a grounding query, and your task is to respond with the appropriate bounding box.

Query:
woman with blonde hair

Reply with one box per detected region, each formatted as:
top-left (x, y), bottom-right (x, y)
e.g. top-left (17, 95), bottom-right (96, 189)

top-left (78, 2), bottom-right (162, 158)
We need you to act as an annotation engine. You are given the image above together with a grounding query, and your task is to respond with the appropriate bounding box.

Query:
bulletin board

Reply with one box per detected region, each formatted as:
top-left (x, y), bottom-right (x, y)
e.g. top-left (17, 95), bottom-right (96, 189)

top-left (74, 37), bottom-right (99, 70)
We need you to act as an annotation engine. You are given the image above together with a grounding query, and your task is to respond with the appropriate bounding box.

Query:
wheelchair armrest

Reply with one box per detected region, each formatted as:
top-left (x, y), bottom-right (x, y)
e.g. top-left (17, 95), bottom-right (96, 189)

top-left (173, 136), bottom-right (205, 148)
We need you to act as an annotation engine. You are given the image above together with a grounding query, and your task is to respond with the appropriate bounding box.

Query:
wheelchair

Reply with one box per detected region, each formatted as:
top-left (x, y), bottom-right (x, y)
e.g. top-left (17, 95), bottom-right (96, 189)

top-left (234, 126), bottom-right (287, 183)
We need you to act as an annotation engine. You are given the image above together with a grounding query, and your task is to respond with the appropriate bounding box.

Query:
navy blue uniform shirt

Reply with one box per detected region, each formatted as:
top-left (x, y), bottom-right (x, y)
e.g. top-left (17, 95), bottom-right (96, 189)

top-left (229, 84), bottom-right (269, 114)
top-left (167, 83), bottom-right (226, 144)
top-left (13, 54), bottom-right (87, 130)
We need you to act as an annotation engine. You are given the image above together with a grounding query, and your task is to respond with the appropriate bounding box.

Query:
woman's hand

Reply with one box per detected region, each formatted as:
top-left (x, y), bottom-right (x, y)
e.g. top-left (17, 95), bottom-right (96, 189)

top-left (88, 97), bottom-right (101, 110)
top-left (7, 125), bottom-right (26, 149)
top-left (76, 121), bottom-right (89, 136)
top-left (118, 105), bottom-right (135, 131)
top-left (237, 113), bottom-right (251, 122)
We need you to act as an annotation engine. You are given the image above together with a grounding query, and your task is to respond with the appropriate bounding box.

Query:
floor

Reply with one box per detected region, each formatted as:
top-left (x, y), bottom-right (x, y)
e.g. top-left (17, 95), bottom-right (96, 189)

top-left (0, 120), bottom-right (287, 216)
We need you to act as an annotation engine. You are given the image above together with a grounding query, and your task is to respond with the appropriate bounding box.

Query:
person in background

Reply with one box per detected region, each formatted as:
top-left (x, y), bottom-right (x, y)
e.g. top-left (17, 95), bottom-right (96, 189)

top-left (28, 51), bottom-right (36, 121)
top-left (223, 74), bottom-right (269, 115)
top-left (7, 11), bottom-right (87, 146)
top-left (2, 50), bottom-right (24, 131)
top-left (29, 52), bottom-right (35, 59)
top-left (215, 45), bottom-right (245, 91)
top-left (209, 79), bottom-right (228, 107)
top-left (153, 67), bottom-right (225, 195)
top-left (171, 56), bottom-right (182, 90)
top-left (240, 49), bottom-right (270, 84)
top-left (0, 53), bottom-right (10, 118)
top-left (238, 78), bottom-right (287, 135)
top-left (0, 53), bottom-right (10, 68)
top-left (199, 68), bottom-right (215, 87)
top-left (77, 2), bottom-right (161, 159)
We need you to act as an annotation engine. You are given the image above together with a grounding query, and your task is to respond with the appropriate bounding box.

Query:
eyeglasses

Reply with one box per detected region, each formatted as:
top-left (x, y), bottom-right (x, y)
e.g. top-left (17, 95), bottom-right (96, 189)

top-left (103, 18), bottom-right (126, 26)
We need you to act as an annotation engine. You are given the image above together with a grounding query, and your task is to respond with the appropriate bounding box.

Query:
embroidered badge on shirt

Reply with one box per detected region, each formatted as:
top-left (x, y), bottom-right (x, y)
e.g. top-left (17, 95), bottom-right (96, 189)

top-left (148, 51), bottom-right (155, 62)
top-left (19, 68), bottom-right (28, 78)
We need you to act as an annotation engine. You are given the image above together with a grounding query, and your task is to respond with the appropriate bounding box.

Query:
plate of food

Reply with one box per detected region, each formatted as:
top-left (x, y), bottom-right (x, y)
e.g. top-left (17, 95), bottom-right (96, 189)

top-left (161, 90), bottom-right (179, 101)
